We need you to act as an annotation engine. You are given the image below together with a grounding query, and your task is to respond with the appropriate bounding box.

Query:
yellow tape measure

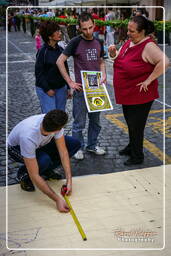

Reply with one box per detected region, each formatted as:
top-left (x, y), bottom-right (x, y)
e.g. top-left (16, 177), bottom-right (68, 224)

top-left (61, 185), bottom-right (87, 241)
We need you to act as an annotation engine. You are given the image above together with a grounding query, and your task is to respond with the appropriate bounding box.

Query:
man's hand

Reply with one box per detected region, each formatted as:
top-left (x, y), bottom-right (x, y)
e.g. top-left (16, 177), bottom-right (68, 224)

top-left (47, 89), bottom-right (55, 97)
top-left (23, 158), bottom-right (70, 212)
top-left (69, 81), bottom-right (82, 91)
top-left (100, 74), bottom-right (107, 85)
top-left (56, 197), bottom-right (70, 213)
top-left (66, 180), bottom-right (72, 195)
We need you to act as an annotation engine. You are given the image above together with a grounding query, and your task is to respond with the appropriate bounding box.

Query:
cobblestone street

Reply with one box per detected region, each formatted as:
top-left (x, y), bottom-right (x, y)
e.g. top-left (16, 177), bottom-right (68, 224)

top-left (0, 30), bottom-right (171, 186)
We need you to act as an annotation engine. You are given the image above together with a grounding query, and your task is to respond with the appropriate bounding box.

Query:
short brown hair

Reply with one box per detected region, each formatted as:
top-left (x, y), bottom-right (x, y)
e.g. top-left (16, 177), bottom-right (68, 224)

top-left (78, 12), bottom-right (94, 27)
top-left (39, 20), bottom-right (60, 43)
top-left (42, 110), bottom-right (68, 132)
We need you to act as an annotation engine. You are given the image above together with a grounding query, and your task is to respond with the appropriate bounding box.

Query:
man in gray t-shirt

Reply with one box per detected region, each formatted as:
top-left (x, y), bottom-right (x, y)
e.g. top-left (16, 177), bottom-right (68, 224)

top-left (57, 12), bottom-right (106, 160)
top-left (8, 110), bottom-right (81, 212)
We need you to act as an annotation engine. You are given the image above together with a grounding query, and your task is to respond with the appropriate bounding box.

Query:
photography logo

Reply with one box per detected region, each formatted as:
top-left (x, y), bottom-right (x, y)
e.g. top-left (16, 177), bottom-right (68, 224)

top-left (114, 228), bottom-right (158, 243)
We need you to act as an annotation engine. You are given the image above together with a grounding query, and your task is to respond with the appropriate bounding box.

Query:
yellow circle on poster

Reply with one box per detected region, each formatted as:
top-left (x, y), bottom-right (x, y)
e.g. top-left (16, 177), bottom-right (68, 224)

top-left (92, 97), bottom-right (104, 106)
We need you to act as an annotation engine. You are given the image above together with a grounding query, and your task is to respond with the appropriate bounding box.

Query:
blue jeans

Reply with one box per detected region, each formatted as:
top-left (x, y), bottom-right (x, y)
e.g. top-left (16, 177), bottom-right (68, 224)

top-left (72, 91), bottom-right (101, 150)
top-left (36, 86), bottom-right (68, 113)
top-left (8, 136), bottom-right (81, 176)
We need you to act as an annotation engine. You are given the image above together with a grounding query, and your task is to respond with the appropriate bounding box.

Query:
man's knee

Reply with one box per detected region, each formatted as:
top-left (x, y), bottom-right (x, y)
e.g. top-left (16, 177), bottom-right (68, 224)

top-left (37, 153), bottom-right (52, 171)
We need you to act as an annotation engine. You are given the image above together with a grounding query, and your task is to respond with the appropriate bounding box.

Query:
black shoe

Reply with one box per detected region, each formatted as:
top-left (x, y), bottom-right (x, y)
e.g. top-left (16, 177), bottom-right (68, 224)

top-left (20, 175), bottom-right (35, 192)
top-left (42, 169), bottom-right (63, 180)
top-left (17, 165), bottom-right (27, 181)
top-left (119, 147), bottom-right (131, 156)
top-left (17, 166), bottom-right (35, 191)
top-left (124, 158), bottom-right (144, 166)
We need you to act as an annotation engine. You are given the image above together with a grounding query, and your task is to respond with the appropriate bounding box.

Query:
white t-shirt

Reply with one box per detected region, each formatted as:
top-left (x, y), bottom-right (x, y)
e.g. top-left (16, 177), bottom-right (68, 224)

top-left (8, 114), bottom-right (64, 158)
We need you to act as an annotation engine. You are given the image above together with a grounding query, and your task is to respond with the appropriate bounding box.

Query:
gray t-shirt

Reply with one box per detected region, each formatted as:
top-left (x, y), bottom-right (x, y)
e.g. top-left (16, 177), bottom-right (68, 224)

top-left (63, 35), bottom-right (104, 83)
top-left (8, 114), bottom-right (63, 158)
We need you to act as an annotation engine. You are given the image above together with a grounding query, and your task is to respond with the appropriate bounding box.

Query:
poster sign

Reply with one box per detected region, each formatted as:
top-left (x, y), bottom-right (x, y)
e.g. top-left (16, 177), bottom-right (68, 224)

top-left (81, 70), bottom-right (113, 113)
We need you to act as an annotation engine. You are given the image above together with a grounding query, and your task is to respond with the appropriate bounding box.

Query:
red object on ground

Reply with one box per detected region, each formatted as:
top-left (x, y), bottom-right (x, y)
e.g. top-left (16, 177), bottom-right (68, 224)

top-left (61, 184), bottom-right (67, 196)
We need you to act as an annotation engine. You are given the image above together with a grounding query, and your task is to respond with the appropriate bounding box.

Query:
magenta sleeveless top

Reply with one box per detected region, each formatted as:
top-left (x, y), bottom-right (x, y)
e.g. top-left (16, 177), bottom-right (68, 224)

top-left (113, 38), bottom-right (159, 105)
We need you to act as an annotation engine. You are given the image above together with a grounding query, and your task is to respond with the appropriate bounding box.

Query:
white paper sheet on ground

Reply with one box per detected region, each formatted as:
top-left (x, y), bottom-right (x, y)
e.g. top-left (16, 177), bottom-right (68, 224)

top-left (1, 165), bottom-right (170, 255)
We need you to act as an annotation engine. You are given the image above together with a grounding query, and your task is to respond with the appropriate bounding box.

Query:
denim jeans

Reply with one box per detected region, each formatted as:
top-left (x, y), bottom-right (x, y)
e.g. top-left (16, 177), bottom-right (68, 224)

top-left (8, 136), bottom-right (81, 176)
top-left (72, 91), bottom-right (101, 150)
top-left (36, 85), bottom-right (68, 113)
top-left (105, 31), bottom-right (114, 47)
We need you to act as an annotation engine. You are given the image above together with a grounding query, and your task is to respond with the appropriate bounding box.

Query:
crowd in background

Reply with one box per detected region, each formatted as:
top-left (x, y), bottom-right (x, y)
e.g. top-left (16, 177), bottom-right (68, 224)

top-left (6, 7), bottom-right (152, 51)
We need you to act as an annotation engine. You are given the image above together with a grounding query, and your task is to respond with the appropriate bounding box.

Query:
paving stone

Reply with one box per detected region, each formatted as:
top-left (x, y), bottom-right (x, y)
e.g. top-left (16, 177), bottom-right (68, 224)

top-left (0, 30), bottom-right (171, 186)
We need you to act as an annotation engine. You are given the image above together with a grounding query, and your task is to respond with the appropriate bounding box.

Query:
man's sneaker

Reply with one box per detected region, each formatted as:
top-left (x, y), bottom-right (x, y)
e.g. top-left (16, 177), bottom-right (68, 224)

top-left (17, 165), bottom-right (35, 192)
top-left (86, 146), bottom-right (106, 155)
top-left (17, 165), bottom-right (27, 181)
top-left (42, 169), bottom-right (63, 180)
top-left (74, 150), bottom-right (84, 160)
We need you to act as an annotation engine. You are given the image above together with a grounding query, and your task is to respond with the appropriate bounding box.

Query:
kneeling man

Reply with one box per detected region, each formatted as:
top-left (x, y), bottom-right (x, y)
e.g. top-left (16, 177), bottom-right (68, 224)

top-left (8, 110), bottom-right (81, 212)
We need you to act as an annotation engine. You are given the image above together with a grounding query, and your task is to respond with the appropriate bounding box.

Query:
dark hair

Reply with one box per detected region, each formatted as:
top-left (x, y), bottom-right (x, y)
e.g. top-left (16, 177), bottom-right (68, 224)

top-left (39, 20), bottom-right (60, 43)
top-left (130, 16), bottom-right (154, 35)
top-left (136, 9), bottom-right (143, 15)
top-left (78, 12), bottom-right (94, 27)
top-left (92, 8), bottom-right (98, 14)
top-left (42, 110), bottom-right (68, 132)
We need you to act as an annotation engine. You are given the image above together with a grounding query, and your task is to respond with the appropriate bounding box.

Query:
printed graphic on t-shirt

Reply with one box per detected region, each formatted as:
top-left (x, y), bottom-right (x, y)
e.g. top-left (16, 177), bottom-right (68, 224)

top-left (63, 36), bottom-right (104, 83)
top-left (86, 49), bottom-right (98, 61)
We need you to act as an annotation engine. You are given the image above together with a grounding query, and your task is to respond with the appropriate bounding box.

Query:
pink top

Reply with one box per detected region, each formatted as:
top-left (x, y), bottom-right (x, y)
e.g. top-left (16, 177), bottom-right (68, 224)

top-left (35, 35), bottom-right (42, 50)
top-left (113, 38), bottom-right (159, 105)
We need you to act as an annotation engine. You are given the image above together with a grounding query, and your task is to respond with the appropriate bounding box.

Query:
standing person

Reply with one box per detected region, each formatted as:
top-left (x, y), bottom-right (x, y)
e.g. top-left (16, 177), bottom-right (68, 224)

top-left (117, 14), bottom-right (127, 46)
top-left (67, 10), bottom-right (77, 40)
top-left (35, 28), bottom-right (42, 51)
top-left (98, 11), bottom-right (105, 41)
top-left (105, 8), bottom-right (116, 47)
top-left (58, 10), bottom-right (70, 44)
top-left (8, 110), bottom-right (81, 212)
top-left (8, 13), bottom-right (15, 32)
top-left (15, 10), bottom-right (21, 31)
top-left (91, 8), bottom-right (100, 39)
top-left (136, 8), bottom-right (149, 18)
top-left (35, 20), bottom-right (70, 113)
top-left (108, 16), bottom-right (169, 165)
top-left (57, 12), bottom-right (106, 160)
top-left (47, 9), bottom-right (55, 18)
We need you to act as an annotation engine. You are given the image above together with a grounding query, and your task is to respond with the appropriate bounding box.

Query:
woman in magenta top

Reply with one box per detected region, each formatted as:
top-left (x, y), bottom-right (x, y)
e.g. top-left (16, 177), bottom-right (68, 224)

top-left (109, 16), bottom-right (169, 166)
